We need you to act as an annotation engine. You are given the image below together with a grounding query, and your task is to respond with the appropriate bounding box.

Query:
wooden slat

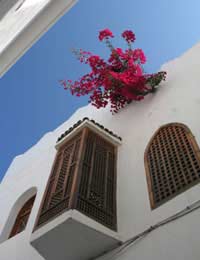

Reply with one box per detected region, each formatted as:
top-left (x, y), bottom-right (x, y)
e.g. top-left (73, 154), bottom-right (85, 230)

top-left (35, 132), bottom-right (82, 228)
top-left (69, 128), bottom-right (87, 209)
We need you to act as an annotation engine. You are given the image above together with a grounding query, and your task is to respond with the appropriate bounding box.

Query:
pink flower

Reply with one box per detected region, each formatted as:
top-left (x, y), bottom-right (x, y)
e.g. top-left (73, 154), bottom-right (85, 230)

top-left (121, 76), bottom-right (146, 100)
top-left (132, 49), bottom-right (146, 64)
top-left (99, 29), bottom-right (114, 41)
top-left (122, 30), bottom-right (136, 43)
top-left (88, 55), bottom-right (106, 73)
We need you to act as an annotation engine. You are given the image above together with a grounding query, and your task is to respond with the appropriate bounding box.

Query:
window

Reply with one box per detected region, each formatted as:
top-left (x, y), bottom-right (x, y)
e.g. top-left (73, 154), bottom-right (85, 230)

top-left (145, 123), bottom-right (200, 209)
top-left (35, 123), bottom-right (118, 231)
top-left (9, 195), bottom-right (36, 238)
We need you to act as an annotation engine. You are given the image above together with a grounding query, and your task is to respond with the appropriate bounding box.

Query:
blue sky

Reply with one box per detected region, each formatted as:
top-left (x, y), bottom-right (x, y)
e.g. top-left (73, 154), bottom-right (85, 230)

top-left (1, 0), bottom-right (200, 181)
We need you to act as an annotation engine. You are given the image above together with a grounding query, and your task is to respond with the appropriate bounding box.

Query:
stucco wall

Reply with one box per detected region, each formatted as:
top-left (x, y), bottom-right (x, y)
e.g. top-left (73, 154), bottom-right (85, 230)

top-left (0, 0), bottom-right (19, 20)
top-left (0, 0), bottom-right (77, 77)
top-left (1, 42), bottom-right (200, 259)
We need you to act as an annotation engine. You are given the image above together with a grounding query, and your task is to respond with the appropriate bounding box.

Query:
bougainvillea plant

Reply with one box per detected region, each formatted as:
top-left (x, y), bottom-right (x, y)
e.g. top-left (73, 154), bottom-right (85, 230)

top-left (60, 29), bottom-right (166, 113)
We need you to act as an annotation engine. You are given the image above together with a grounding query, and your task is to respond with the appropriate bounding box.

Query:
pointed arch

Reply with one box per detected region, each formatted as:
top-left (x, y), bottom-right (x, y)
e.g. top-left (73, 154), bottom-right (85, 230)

top-left (0, 187), bottom-right (37, 242)
top-left (144, 123), bottom-right (200, 209)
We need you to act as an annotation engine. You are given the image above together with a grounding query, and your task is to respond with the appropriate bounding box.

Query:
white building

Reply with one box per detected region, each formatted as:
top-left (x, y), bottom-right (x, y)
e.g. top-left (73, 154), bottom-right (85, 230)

top-left (1, 41), bottom-right (200, 260)
top-left (0, 0), bottom-right (77, 77)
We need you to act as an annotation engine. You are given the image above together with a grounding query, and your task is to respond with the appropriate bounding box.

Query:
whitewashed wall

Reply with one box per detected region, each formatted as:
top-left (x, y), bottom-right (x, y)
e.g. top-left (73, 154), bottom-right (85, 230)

top-left (0, 0), bottom-right (77, 77)
top-left (1, 42), bottom-right (200, 259)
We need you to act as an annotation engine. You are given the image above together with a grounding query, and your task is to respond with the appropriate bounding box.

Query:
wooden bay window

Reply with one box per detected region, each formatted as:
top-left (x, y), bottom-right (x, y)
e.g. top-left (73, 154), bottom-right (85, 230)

top-left (35, 125), bottom-right (118, 231)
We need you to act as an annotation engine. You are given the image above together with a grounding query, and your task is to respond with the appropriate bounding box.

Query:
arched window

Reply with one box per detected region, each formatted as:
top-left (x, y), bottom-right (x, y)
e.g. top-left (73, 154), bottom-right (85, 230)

top-left (145, 123), bottom-right (200, 209)
top-left (9, 195), bottom-right (36, 238)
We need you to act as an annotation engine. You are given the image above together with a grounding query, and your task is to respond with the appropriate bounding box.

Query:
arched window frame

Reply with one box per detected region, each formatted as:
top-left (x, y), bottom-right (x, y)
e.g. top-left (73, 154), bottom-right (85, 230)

top-left (144, 123), bottom-right (200, 209)
top-left (9, 195), bottom-right (36, 238)
top-left (0, 187), bottom-right (37, 243)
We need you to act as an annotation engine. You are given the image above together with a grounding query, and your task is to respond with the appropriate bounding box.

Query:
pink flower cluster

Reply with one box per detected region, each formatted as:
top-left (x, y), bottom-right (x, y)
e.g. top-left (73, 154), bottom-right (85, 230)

top-left (98, 28), bottom-right (114, 41)
top-left (122, 30), bottom-right (136, 42)
top-left (61, 29), bottom-right (166, 113)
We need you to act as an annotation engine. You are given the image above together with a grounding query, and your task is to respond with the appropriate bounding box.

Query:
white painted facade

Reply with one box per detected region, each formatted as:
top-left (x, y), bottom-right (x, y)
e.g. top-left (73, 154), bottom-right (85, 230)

top-left (1, 42), bottom-right (200, 259)
top-left (0, 0), bottom-right (77, 77)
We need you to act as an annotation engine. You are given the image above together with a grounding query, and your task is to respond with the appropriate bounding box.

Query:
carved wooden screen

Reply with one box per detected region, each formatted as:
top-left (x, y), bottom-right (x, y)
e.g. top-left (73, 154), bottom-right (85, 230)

top-left (145, 123), bottom-right (200, 209)
top-left (35, 127), bottom-right (117, 231)
top-left (9, 195), bottom-right (36, 238)
top-left (77, 130), bottom-right (117, 230)
top-left (36, 133), bottom-right (82, 227)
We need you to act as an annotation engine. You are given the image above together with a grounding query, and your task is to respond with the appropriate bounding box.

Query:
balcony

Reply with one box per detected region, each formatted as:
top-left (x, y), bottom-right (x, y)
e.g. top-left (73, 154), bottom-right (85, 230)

top-left (31, 118), bottom-right (122, 260)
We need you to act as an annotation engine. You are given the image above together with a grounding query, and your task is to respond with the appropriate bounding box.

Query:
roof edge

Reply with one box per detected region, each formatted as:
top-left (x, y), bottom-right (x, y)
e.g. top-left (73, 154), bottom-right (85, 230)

top-left (0, 0), bottom-right (77, 78)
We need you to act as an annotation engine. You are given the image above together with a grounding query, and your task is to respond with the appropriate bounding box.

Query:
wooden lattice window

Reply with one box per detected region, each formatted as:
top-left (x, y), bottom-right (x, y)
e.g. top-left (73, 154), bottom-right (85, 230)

top-left (145, 123), bottom-right (200, 209)
top-left (9, 195), bottom-right (36, 238)
top-left (35, 127), bottom-right (117, 231)
top-left (77, 130), bottom-right (117, 230)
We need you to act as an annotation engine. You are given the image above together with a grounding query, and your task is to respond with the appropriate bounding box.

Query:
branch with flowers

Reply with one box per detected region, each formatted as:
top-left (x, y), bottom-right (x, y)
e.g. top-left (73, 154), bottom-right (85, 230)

top-left (60, 29), bottom-right (166, 113)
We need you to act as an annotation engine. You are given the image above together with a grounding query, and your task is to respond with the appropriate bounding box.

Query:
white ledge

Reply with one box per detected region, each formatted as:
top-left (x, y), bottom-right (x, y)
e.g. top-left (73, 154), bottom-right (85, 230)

top-left (31, 209), bottom-right (120, 260)
top-left (0, 0), bottom-right (77, 78)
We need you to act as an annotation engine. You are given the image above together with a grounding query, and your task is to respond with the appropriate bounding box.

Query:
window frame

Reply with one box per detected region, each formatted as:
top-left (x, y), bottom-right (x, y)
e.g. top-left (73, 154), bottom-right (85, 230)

top-left (144, 123), bottom-right (200, 209)
top-left (9, 195), bottom-right (36, 238)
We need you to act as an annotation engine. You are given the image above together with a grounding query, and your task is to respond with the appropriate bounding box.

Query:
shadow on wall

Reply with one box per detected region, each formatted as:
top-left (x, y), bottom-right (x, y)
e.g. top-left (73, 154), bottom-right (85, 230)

top-left (0, 0), bottom-right (21, 20)
top-left (0, 187), bottom-right (37, 243)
